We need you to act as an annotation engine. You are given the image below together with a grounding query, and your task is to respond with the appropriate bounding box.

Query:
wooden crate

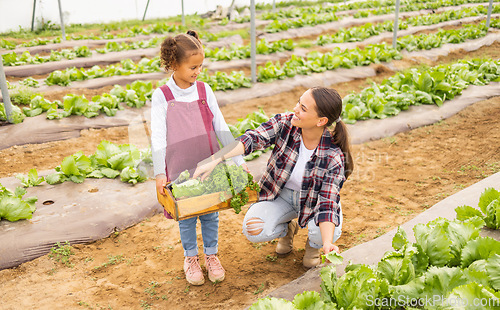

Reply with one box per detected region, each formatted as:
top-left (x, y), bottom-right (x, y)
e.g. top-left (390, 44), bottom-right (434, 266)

top-left (157, 184), bottom-right (258, 221)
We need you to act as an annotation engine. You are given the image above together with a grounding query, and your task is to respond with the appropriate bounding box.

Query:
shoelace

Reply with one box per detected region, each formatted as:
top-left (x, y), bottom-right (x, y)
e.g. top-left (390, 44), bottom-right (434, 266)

top-left (185, 256), bottom-right (202, 274)
top-left (205, 255), bottom-right (224, 273)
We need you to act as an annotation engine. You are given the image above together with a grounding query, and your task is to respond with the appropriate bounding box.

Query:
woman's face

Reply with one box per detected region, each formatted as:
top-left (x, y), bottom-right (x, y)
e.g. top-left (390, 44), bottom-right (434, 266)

top-left (172, 51), bottom-right (204, 89)
top-left (291, 89), bottom-right (326, 129)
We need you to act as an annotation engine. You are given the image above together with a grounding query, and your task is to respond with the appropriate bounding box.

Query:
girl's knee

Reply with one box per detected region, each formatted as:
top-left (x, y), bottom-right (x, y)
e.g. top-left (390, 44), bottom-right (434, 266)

top-left (245, 217), bottom-right (264, 236)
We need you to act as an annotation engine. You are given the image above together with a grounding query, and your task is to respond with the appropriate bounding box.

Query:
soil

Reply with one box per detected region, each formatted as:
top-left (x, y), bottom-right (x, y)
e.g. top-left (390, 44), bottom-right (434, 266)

top-left (1, 26), bottom-right (500, 310)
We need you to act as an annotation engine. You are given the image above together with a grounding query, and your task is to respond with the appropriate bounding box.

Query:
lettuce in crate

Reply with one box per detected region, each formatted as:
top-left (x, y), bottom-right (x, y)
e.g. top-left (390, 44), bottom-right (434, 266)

top-left (170, 163), bottom-right (259, 214)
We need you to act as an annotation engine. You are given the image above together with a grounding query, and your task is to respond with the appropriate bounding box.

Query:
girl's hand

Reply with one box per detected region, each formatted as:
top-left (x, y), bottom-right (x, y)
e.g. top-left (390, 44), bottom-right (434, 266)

top-left (156, 175), bottom-right (167, 196)
top-left (323, 242), bottom-right (340, 255)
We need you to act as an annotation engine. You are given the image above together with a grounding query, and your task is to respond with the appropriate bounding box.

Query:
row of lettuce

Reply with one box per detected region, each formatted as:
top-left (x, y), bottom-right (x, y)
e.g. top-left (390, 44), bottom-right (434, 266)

top-left (4, 14), bottom-right (498, 95)
top-left (2, 54), bottom-right (500, 127)
top-left (0, 106), bottom-right (271, 222)
top-left (258, 0), bottom-right (492, 21)
top-left (3, 5), bottom-right (498, 67)
top-left (262, 0), bottom-right (498, 33)
top-left (0, 0), bottom-right (485, 51)
top-left (250, 187), bottom-right (500, 309)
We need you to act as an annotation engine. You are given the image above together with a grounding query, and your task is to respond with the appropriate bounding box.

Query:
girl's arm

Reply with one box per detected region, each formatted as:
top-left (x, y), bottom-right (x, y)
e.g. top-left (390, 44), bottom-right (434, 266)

top-left (151, 89), bottom-right (168, 195)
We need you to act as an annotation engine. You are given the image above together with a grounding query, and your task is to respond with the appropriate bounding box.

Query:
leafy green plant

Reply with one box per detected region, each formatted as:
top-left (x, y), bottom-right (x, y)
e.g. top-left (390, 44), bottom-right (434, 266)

top-left (22, 95), bottom-right (62, 118)
top-left (257, 43), bottom-right (401, 83)
top-left (45, 140), bottom-right (151, 185)
top-left (94, 254), bottom-right (124, 270)
top-left (49, 241), bottom-right (74, 267)
top-left (9, 87), bottom-right (34, 105)
top-left (250, 217), bottom-right (500, 309)
top-left (342, 58), bottom-right (500, 123)
top-left (62, 94), bottom-right (101, 118)
top-left (0, 102), bottom-right (25, 124)
top-left (44, 57), bottom-right (161, 86)
top-left (19, 77), bottom-right (40, 88)
top-left (198, 69), bottom-right (252, 91)
top-left (171, 164), bottom-right (260, 214)
top-left (0, 183), bottom-right (37, 221)
top-left (16, 168), bottom-right (44, 187)
top-left (456, 187), bottom-right (500, 230)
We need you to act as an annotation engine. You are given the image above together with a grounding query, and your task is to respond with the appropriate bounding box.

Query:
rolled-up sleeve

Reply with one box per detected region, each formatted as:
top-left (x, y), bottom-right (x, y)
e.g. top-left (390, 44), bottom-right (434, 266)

top-left (237, 113), bottom-right (286, 156)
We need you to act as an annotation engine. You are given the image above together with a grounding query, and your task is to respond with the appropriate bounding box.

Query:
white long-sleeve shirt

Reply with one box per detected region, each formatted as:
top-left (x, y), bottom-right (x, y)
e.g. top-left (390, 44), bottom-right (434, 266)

top-left (151, 77), bottom-right (244, 177)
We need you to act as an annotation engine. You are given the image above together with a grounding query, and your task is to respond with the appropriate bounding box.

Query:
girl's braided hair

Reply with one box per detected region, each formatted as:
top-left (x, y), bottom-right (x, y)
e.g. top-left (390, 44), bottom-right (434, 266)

top-left (160, 30), bottom-right (203, 71)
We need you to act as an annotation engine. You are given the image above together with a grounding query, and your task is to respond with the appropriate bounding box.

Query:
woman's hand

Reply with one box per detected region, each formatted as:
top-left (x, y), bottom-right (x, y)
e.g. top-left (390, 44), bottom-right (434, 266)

top-left (323, 242), bottom-right (340, 255)
top-left (193, 156), bottom-right (221, 181)
top-left (319, 221), bottom-right (339, 255)
top-left (156, 175), bottom-right (167, 196)
top-left (241, 163), bottom-right (251, 174)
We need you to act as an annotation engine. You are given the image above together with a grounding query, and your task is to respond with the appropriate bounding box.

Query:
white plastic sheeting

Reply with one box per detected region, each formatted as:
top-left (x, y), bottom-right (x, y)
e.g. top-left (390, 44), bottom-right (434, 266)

top-left (0, 0), bottom-right (279, 33)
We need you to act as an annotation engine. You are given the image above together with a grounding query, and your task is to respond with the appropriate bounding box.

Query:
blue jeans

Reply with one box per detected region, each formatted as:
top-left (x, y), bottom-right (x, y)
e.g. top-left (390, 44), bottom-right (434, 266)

top-left (242, 187), bottom-right (342, 249)
top-left (178, 212), bottom-right (219, 257)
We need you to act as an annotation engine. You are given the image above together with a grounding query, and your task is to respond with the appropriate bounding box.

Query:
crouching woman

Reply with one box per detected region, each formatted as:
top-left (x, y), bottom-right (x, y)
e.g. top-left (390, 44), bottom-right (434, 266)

top-left (194, 87), bottom-right (353, 268)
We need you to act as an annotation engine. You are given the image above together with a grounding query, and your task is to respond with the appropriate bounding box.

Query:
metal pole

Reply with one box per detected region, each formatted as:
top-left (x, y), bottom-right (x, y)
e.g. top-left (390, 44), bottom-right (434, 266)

top-left (142, 0), bottom-right (151, 21)
top-left (181, 0), bottom-right (185, 27)
top-left (31, 0), bottom-right (37, 31)
top-left (0, 61), bottom-right (14, 123)
top-left (57, 0), bottom-right (66, 40)
top-left (486, 0), bottom-right (493, 29)
top-left (250, 0), bottom-right (256, 83)
top-left (272, 0), bottom-right (276, 13)
top-left (392, 0), bottom-right (400, 49)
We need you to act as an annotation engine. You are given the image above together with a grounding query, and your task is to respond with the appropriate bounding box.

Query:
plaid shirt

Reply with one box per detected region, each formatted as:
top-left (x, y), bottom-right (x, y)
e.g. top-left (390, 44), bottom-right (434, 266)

top-left (238, 112), bottom-right (346, 228)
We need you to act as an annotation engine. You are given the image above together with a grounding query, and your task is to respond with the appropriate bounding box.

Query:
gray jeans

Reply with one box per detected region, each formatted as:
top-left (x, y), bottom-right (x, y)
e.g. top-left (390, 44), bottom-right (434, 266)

top-left (242, 187), bottom-right (342, 249)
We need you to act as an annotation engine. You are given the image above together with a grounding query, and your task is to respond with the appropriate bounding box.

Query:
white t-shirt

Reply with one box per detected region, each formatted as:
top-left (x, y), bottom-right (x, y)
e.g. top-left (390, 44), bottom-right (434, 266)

top-left (284, 137), bottom-right (315, 191)
top-left (150, 77), bottom-right (244, 177)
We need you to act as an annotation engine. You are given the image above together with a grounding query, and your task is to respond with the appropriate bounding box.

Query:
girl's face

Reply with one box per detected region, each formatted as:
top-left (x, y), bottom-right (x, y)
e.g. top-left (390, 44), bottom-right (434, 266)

top-left (172, 51), bottom-right (204, 89)
top-left (291, 89), bottom-right (327, 129)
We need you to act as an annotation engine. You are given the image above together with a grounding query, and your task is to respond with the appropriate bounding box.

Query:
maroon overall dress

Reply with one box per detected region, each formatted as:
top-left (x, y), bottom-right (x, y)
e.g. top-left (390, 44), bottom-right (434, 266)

top-left (160, 81), bottom-right (220, 218)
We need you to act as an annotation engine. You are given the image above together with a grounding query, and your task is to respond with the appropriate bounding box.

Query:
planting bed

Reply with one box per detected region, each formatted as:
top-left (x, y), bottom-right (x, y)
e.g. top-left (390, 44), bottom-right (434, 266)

top-left (1, 2), bottom-right (500, 309)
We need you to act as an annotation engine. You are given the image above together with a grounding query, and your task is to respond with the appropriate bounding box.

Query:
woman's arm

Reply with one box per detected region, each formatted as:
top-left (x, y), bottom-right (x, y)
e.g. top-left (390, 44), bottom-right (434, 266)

top-left (193, 113), bottom-right (289, 180)
top-left (193, 141), bottom-right (245, 180)
top-left (319, 222), bottom-right (340, 254)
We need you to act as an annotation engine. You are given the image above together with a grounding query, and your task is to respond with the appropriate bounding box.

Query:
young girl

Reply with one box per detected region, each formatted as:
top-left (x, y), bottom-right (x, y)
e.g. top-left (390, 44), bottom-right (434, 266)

top-left (194, 87), bottom-right (353, 268)
top-left (151, 30), bottom-right (246, 285)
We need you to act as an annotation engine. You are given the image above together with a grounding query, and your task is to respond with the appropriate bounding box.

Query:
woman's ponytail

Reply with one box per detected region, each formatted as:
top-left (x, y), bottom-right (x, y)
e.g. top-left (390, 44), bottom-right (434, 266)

top-left (311, 87), bottom-right (354, 179)
top-left (332, 120), bottom-right (354, 179)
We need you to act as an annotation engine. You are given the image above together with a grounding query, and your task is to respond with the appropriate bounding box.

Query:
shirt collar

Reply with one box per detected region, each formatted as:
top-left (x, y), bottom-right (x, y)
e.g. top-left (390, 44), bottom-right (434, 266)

top-left (293, 127), bottom-right (333, 158)
top-left (167, 76), bottom-right (197, 96)
top-left (316, 128), bottom-right (334, 157)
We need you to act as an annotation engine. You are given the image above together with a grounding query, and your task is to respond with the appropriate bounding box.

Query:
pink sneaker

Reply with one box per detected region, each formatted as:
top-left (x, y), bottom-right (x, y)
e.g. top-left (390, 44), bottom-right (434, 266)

top-left (205, 254), bottom-right (225, 283)
top-left (183, 256), bottom-right (204, 285)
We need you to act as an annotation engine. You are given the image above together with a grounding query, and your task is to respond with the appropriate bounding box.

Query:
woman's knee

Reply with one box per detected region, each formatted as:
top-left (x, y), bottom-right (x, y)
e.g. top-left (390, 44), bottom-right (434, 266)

top-left (244, 217), bottom-right (264, 236)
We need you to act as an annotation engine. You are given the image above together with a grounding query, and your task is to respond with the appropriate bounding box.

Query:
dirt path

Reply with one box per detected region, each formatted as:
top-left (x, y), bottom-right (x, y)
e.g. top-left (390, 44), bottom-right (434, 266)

top-left (0, 93), bottom-right (499, 309)
top-left (1, 38), bottom-right (500, 310)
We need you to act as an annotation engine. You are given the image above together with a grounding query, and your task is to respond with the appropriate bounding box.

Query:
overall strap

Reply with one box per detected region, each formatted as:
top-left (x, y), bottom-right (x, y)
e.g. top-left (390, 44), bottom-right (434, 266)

top-left (159, 84), bottom-right (175, 102)
top-left (160, 84), bottom-right (174, 181)
top-left (196, 81), bottom-right (215, 154)
top-left (196, 81), bottom-right (207, 102)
